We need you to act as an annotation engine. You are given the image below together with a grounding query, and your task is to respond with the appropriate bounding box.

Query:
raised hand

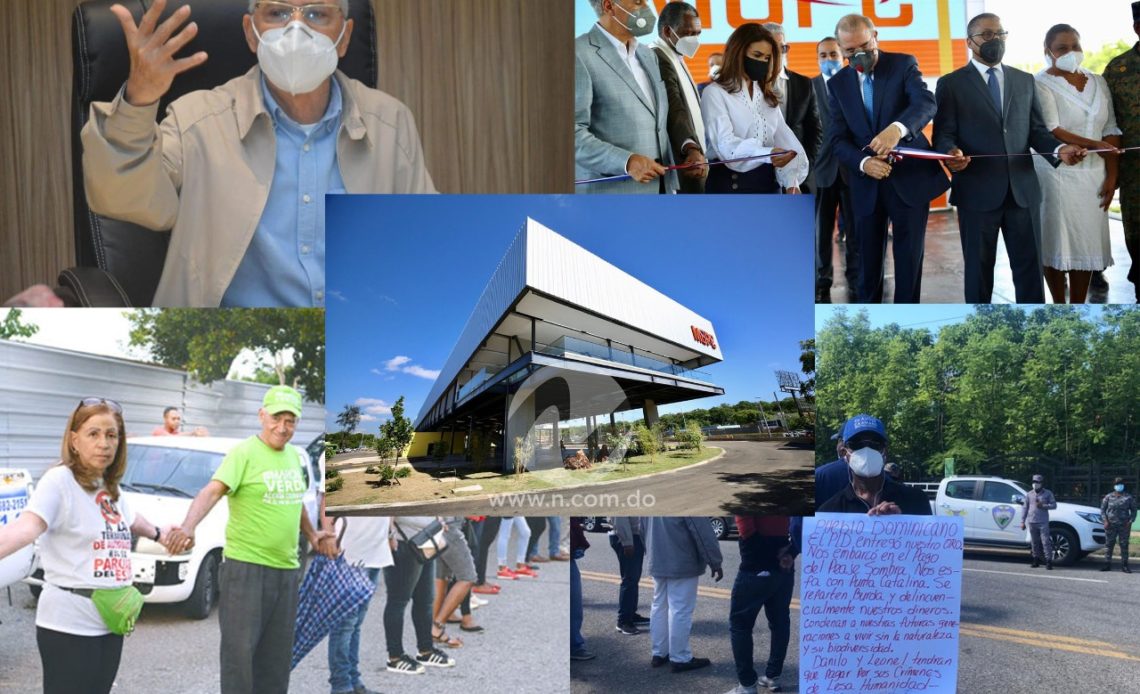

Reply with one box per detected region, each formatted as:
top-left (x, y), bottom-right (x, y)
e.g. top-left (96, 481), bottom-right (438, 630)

top-left (109, 0), bottom-right (208, 107)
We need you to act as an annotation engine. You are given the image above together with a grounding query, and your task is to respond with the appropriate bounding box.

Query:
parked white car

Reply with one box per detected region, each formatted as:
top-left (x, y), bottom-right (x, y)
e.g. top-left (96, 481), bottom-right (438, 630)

top-left (26, 435), bottom-right (320, 619)
top-left (0, 469), bottom-right (35, 590)
top-left (915, 476), bottom-right (1107, 566)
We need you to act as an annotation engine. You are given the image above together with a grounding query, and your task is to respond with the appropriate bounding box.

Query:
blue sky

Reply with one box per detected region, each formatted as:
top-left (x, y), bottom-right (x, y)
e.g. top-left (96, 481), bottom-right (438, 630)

top-left (325, 194), bottom-right (813, 432)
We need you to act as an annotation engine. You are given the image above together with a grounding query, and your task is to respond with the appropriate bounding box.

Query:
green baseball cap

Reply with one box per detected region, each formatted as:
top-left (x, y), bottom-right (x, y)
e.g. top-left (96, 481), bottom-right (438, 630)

top-left (262, 385), bottom-right (303, 418)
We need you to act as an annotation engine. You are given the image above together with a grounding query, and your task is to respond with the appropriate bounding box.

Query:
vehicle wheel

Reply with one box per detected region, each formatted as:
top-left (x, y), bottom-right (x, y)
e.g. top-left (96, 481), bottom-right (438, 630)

top-left (1050, 527), bottom-right (1079, 566)
top-left (582, 517), bottom-right (597, 533)
top-left (184, 553), bottom-right (220, 619)
top-left (710, 517), bottom-right (727, 541)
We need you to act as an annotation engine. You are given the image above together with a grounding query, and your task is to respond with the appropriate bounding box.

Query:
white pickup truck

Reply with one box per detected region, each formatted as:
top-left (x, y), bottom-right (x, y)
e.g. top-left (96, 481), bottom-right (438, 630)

top-left (910, 476), bottom-right (1107, 566)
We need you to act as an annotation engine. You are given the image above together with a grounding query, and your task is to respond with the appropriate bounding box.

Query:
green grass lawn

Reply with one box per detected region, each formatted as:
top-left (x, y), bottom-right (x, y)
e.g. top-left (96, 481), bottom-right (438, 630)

top-left (326, 446), bottom-right (722, 506)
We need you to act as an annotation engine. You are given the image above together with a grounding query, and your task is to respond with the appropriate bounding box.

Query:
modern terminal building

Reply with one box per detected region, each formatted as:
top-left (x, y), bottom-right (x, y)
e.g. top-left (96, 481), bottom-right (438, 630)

top-left (412, 218), bottom-right (725, 472)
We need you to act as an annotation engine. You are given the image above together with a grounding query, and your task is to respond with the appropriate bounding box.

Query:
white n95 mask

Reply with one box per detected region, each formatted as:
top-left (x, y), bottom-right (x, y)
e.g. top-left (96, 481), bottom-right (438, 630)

top-left (848, 447), bottom-right (885, 478)
top-left (255, 20), bottom-right (345, 96)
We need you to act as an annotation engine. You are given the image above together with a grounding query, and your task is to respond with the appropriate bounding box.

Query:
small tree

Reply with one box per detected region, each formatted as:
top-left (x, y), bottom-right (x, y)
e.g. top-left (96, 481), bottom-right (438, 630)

top-left (379, 396), bottom-right (414, 462)
top-left (375, 434), bottom-right (395, 461)
top-left (635, 423), bottom-right (661, 462)
top-left (514, 434), bottom-right (535, 478)
top-left (676, 421), bottom-right (704, 451)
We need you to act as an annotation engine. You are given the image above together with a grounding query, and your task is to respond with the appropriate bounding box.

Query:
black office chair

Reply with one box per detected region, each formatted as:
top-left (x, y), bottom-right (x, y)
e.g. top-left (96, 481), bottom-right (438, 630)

top-left (60, 0), bottom-right (376, 306)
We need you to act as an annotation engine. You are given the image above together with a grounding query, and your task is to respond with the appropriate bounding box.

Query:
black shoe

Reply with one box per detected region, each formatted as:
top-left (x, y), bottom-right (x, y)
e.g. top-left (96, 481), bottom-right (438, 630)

top-left (1100, 563), bottom-right (1112, 572)
top-left (615, 622), bottom-right (640, 635)
top-left (671, 657), bottom-right (711, 673)
top-left (1030, 560), bottom-right (1039, 568)
top-left (1124, 565), bottom-right (1132, 574)
top-left (631, 613), bottom-right (651, 625)
top-left (571, 649), bottom-right (597, 661)
top-left (1046, 562), bottom-right (1053, 570)
top-left (651, 655), bottom-right (670, 668)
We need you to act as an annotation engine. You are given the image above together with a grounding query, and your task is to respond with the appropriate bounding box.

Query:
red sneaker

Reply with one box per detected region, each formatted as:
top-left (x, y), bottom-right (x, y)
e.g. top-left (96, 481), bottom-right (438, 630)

top-left (496, 567), bottom-right (518, 580)
top-left (514, 565), bottom-right (539, 578)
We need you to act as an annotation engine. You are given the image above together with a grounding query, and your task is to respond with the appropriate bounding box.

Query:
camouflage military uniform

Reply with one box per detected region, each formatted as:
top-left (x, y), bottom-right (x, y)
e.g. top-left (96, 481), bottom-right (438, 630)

top-left (1104, 42), bottom-right (1140, 299)
top-left (1100, 491), bottom-right (1137, 568)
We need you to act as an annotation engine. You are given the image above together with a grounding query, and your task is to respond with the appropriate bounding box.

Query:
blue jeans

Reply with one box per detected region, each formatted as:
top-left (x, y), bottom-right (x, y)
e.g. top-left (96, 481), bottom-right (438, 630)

top-left (547, 517), bottom-right (562, 555)
top-left (609, 533), bottom-right (644, 623)
top-left (729, 569), bottom-right (794, 686)
top-left (570, 556), bottom-right (585, 652)
top-left (327, 567), bottom-right (381, 693)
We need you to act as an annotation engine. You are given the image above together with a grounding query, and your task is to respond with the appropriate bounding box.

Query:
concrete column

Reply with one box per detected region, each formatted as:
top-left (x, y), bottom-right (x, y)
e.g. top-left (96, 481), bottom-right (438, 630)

top-left (643, 399), bottom-right (659, 427)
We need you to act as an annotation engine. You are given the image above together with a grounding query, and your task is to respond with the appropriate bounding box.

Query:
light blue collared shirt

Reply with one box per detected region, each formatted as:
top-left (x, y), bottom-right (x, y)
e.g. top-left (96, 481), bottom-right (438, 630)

top-left (221, 77), bottom-right (345, 307)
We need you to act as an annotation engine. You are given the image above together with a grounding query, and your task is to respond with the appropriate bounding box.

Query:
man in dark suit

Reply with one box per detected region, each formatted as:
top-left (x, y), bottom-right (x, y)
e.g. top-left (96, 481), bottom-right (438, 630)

top-left (764, 23), bottom-right (822, 193)
top-left (813, 36), bottom-right (857, 303)
top-left (934, 13), bottom-right (1086, 303)
top-left (827, 14), bottom-right (949, 303)
top-left (651, 1), bottom-right (708, 194)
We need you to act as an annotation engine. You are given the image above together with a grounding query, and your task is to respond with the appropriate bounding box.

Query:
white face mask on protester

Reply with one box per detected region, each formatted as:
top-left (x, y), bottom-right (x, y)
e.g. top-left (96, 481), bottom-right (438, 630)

top-left (254, 20), bottom-right (345, 96)
top-left (1050, 50), bottom-right (1084, 73)
top-left (848, 447), bottom-right (885, 478)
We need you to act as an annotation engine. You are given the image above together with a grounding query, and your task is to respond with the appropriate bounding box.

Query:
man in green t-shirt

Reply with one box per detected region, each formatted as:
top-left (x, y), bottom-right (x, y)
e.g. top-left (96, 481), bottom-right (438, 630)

top-left (169, 385), bottom-right (335, 694)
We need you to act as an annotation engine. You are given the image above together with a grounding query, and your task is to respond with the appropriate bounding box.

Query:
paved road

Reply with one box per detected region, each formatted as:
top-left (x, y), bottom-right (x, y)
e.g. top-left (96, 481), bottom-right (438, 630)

top-left (337, 441), bottom-right (813, 517)
top-left (572, 526), bottom-right (1140, 694)
top-left (0, 530), bottom-right (567, 693)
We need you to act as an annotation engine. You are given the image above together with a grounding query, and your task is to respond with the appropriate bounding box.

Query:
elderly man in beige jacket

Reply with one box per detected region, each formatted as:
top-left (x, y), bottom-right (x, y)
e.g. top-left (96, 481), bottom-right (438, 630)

top-left (81, 0), bottom-right (435, 308)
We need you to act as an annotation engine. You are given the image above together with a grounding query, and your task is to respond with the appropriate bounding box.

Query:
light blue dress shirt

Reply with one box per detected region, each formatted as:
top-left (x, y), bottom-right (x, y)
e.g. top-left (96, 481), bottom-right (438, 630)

top-left (221, 77), bottom-right (345, 307)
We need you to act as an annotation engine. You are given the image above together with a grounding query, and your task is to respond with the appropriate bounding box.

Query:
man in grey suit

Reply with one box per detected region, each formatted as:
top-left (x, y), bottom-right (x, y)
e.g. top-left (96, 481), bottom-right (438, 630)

top-left (576, 0), bottom-right (677, 194)
top-left (934, 13), bottom-right (1086, 303)
top-left (813, 36), bottom-right (856, 303)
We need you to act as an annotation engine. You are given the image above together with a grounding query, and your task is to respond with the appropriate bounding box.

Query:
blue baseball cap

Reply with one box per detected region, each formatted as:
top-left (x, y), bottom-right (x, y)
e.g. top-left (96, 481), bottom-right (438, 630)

top-left (831, 413), bottom-right (887, 442)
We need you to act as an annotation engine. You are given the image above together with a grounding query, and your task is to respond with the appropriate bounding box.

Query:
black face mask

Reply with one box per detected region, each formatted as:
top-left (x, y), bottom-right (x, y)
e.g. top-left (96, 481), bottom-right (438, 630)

top-left (975, 37), bottom-right (1005, 64)
top-left (849, 50), bottom-right (876, 74)
top-left (744, 56), bottom-right (770, 82)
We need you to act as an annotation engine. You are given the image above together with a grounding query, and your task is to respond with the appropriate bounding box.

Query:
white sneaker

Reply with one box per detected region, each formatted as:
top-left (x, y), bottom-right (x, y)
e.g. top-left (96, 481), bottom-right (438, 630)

top-left (470, 594), bottom-right (489, 608)
top-left (758, 676), bottom-right (781, 691)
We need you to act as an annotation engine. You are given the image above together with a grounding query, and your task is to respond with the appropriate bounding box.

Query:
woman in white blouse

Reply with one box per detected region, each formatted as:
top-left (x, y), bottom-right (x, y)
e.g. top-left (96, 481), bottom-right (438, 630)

top-left (1034, 23), bottom-right (1122, 304)
top-left (700, 23), bottom-right (808, 194)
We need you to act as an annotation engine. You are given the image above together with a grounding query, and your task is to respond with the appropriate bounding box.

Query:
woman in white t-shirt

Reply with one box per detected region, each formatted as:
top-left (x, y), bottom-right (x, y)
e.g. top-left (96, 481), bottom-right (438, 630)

top-left (0, 399), bottom-right (173, 694)
top-left (700, 22), bottom-right (808, 194)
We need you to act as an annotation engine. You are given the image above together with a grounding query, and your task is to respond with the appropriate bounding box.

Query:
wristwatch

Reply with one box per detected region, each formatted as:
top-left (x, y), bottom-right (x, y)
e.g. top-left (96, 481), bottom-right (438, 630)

top-left (152, 527), bottom-right (161, 542)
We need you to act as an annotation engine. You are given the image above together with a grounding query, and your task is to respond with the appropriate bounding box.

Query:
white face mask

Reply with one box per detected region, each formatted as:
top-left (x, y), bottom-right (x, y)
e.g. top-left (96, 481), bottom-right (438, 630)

top-left (1051, 50), bottom-right (1083, 73)
top-left (254, 20), bottom-right (345, 96)
top-left (709, 65), bottom-right (721, 79)
top-left (667, 29), bottom-right (701, 59)
top-left (848, 447), bottom-right (885, 478)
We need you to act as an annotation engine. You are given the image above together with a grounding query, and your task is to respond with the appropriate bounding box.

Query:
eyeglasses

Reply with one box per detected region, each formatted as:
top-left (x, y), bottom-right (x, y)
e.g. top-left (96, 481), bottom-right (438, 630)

top-left (253, 2), bottom-right (344, 29)
top-left (847, 439), bottom-right (886, 453)
top-left (78, 398), bottom-right (123, 414)
top-left (969, 30), bottom-right (1009, 42)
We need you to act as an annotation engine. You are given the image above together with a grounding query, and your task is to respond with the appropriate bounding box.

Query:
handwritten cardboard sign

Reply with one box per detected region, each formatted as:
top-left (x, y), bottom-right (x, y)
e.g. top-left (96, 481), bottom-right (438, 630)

top-left (800, 514), bottom-right (964, 694)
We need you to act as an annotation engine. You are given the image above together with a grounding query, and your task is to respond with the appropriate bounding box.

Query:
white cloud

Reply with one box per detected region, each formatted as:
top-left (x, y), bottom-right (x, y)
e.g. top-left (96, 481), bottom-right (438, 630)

top-left (384, 355), bottom-right (412, 371)
top-left (328, 290), bottom-right (348, 302)
top-left (359, 414), bottom-right (378, 423)
top-left (378, 355), bottom-right (439, 381)
top-left (370, 368), bottom-right (383, 376)
top-left (354, 397), bottom-right (391, 417)
top-left (403, 365), bottom-right (440, 380)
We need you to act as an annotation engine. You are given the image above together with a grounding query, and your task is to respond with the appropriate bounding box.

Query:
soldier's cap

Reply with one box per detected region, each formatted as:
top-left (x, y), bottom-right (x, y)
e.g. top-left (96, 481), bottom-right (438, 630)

top-left (262, 385), bottom-right (303, 418)
top-left (1032, 473), bottom-right (1044, 483)
top-left (1115, 476), bottom-right (1125, 484)
top-left (832, 413), bottom-right (887, 442)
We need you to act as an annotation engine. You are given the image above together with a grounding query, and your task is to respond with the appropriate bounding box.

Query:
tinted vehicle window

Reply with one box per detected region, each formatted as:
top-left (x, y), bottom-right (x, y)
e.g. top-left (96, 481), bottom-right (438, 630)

top-left (124, 445), bottom-right (224, 498)
top-left (945, 481), bottom-right (976, 500)
top-left (982, 481), bottom-right (1020, 504)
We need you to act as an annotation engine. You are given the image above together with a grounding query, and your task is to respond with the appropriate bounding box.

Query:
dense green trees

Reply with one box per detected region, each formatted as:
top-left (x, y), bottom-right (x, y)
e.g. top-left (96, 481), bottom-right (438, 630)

top-left (817, 307), bottom-right (1140, 473)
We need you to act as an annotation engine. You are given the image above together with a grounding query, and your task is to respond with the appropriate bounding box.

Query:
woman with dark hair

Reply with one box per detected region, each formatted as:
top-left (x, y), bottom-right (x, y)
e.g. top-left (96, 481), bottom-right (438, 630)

top-left (700, 22), bottom-right (808, 194)
top-left (0, 399), bottom-right (175, 694)
top-left (1034, 23), bottom-right (1122, 303)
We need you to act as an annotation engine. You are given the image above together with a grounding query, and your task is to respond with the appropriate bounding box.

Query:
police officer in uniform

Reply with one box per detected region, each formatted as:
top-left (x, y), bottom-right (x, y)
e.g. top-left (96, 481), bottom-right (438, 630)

top-left (1104, 2), bottom-right (1140, 301)
top-left (1100, 477), bottom-right (1137, 573)
top-left (1021, 474), bottom-right (1057, 569)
